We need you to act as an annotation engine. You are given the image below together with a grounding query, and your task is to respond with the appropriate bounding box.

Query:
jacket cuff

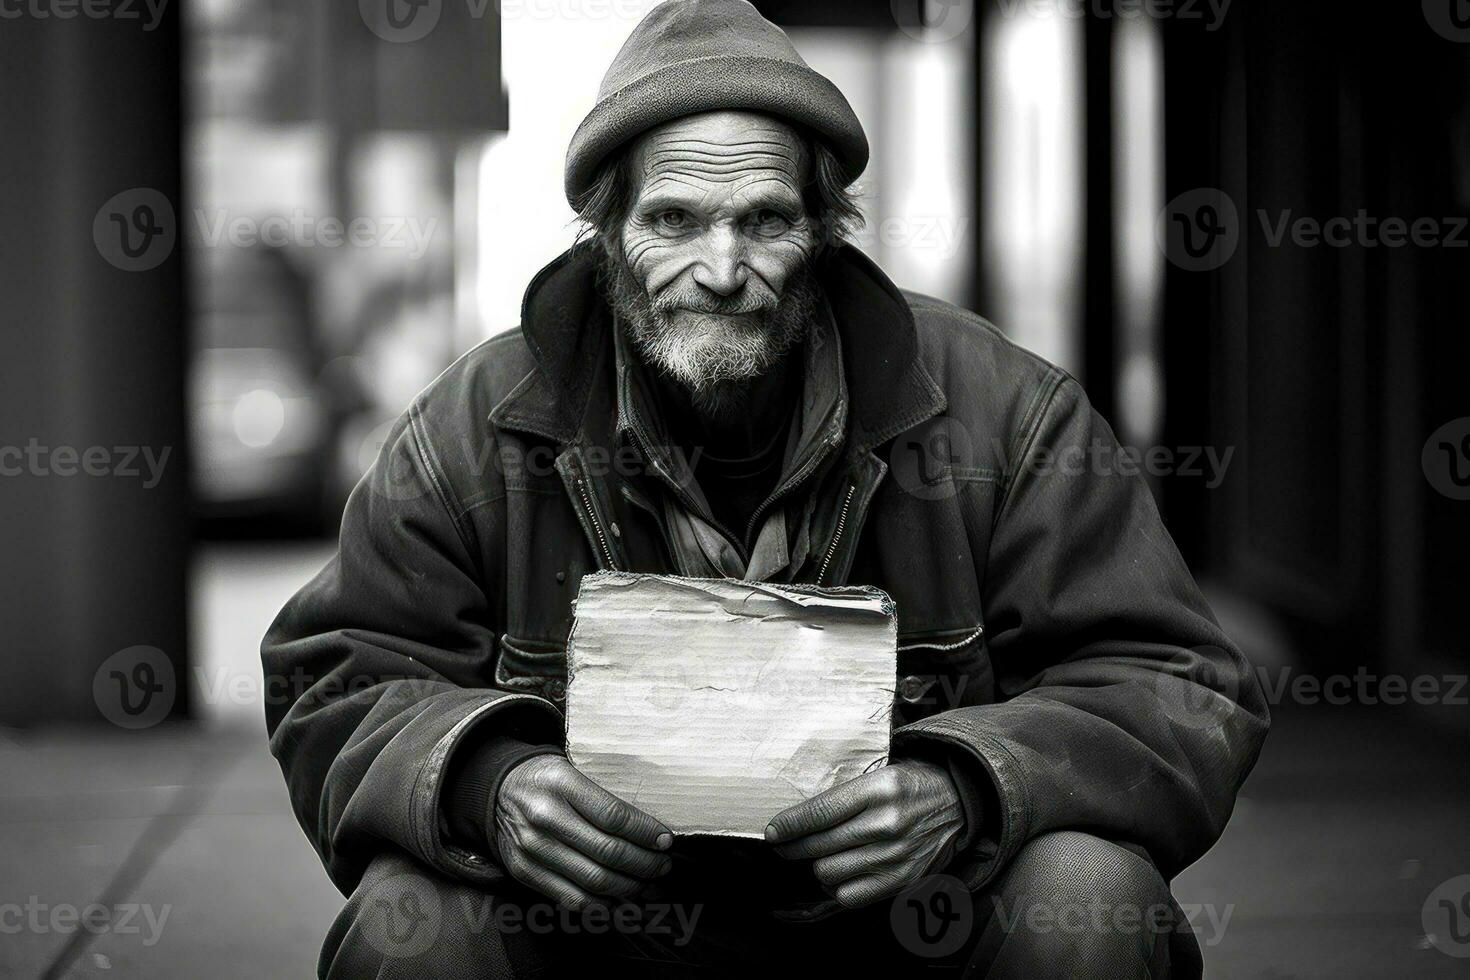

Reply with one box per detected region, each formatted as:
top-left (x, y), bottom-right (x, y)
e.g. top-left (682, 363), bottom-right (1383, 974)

top-left (342, 690), bottom-right (564, 889)
top-left (891, 714), bottom-right (1030, 892)
top-left (442, 736), bottom-right (564, 857)
top-left (945, 752), bottom-right (997, 854)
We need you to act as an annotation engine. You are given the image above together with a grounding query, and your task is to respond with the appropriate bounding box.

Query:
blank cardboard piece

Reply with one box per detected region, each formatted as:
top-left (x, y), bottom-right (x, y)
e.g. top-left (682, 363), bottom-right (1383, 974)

top-left (565, 572), bottom-right (897, 837)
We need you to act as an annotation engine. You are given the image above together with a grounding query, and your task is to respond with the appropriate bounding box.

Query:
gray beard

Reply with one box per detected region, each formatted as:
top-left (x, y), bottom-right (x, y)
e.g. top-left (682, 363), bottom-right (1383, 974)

top-left (598, 247), bottom-right (818, 421)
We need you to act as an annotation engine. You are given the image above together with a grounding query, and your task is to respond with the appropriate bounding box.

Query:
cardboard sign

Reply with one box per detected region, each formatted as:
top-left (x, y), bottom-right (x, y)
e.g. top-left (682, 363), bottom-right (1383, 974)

top-left (565, 573), bottom-right (897, 837)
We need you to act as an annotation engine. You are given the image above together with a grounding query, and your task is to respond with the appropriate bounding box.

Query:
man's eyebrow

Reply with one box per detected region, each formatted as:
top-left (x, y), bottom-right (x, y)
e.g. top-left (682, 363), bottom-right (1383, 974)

top-left (635, 181), bottom-right (803, 217)
top-left (634, 186), bottom-right (707, 213)
top-left (735, 184), bottom-right (804, 215)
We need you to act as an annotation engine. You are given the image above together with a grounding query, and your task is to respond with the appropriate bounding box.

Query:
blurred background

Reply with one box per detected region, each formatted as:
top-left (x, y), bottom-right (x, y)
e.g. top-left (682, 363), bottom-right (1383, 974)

top-left (2, 0), bottom-right (1468, 975)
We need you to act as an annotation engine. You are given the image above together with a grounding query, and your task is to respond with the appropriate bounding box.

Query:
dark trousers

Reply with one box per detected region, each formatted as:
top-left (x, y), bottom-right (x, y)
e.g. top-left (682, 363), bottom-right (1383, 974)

top-left (321, 831), bottom-right (1189, 978)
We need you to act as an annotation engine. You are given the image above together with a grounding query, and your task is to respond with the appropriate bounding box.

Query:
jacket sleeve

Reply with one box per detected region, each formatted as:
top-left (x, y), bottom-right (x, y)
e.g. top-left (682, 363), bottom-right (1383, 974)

top-left (261, 404), bottom-right (563, 895)
top-left (892, 373), bottom-right (1269, 890)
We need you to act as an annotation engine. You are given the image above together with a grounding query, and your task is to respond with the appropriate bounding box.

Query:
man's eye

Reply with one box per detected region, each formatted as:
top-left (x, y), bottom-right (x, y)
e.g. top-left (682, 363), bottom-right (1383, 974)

top-left (655, 211), bottom-right (691, 231)
top-left (747, 209), bottom-right (792, 235)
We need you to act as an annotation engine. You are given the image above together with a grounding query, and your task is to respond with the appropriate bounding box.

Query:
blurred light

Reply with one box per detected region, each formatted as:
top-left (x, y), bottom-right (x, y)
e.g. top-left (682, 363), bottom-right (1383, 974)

top-left (794, 16), bottom-right (975, 307)
top-left (874, 24), bottom-right (974, 304)
top-left (351, 133), bottom-right (451, 273)
top-left (982, 5), bottom-right (1086, 374)
top-left (478, 2), bottom-right (666, 335)
top-left (232, 388), bottom-right (286, 448)
top-left (785, 29), bottom-right (883, 239)
top-left (1114, 16), bottom-right (1165, 447)
top-left (454, 141), bottom-right (485, 355)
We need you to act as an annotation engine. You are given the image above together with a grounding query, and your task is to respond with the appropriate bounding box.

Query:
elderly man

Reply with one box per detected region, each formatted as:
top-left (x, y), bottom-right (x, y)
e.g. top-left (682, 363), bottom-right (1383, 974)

top-left (264, 1), bottom-right (1267, 976)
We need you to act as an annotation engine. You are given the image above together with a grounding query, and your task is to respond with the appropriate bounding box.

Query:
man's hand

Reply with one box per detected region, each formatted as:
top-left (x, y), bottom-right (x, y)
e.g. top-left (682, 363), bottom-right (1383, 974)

top-left (765, 759), bottom-right (965, 908)
top-left (494, 755), bottom-right (674, 909)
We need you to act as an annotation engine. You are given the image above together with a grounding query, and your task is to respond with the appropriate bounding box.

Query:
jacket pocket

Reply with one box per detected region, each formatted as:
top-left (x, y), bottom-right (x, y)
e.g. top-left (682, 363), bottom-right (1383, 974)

top-left (493, 635), bottom-right (568, 706)
top-left (893, 625), bottom-right (991, 725)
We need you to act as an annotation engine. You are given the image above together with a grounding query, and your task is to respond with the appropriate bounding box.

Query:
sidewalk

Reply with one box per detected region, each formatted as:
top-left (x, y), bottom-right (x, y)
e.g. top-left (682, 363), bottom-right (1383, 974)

top-left (5, 701), bottom-right (1468, 977)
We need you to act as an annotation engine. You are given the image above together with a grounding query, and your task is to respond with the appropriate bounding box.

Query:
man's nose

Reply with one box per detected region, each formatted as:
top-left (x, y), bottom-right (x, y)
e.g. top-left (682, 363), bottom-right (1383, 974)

top-left (690, 226), bottom-right (750, 296)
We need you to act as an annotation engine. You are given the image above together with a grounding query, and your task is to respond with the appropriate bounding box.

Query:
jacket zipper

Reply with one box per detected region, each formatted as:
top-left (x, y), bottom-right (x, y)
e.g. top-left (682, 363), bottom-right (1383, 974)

top-left (575, 475), bottom-right (617, 570)
top-left (741, 421), bottom-right (844, 546)
top-left (817, 484), bottom-right (856, 584)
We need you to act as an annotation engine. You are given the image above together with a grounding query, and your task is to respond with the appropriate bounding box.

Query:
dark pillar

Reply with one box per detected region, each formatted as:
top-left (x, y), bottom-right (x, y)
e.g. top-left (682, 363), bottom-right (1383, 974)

top-left (0, 9), bottom-right (189, 725)
top-left (1082, 4), bottom-right (1117, 422)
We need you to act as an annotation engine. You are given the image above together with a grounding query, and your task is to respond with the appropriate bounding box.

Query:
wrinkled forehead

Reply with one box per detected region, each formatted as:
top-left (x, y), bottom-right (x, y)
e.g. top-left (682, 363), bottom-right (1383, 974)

top-left (630, 110), bottom-right (809, 202)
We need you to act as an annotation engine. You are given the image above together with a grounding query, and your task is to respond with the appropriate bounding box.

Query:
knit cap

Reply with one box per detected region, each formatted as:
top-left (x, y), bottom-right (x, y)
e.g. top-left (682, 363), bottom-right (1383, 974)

top-left (564, 0), bottom-right (869, 206)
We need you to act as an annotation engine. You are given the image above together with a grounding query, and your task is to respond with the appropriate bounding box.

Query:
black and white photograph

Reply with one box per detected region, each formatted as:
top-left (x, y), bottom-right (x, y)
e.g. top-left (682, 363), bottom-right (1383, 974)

top-left (2, 0), bottom-right (1468, 976)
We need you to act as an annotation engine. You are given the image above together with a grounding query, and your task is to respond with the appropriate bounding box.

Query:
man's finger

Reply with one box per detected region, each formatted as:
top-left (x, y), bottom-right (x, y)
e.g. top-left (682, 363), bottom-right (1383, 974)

top-left (529, 835), bottom-right (647, 899)
top-left (811, 839), bottom-right (911, 889)
top-left (832, 871), bottom-right (909, 909)
top-left (765, 772), bottom-right (881, 843)
top-left (541, 810), bottom-right (673, 880)
top-left (508, 852), bottom-right (598, 911)
top-left (565, 769), bottom-right (673, 851)
top-left (772, 807), bottom-right (902, 860)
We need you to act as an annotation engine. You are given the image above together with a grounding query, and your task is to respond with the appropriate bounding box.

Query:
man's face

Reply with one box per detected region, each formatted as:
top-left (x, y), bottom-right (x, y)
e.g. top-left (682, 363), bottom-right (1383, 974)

top-left (610, 110), bottom-right (819, 405)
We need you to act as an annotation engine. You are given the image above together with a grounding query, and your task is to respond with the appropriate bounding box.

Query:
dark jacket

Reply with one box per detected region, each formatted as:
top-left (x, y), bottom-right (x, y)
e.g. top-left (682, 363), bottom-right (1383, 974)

top-left (262, 244), bottom-right (1269, 908)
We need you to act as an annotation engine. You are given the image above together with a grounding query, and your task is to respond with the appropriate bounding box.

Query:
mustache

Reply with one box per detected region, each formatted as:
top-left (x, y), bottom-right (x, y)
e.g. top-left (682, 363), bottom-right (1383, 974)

top-left (650, 287), bottom-right (776, 317)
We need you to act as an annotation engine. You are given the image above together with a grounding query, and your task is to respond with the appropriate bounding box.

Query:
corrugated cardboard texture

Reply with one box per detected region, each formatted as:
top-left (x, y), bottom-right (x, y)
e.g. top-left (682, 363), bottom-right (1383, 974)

top-left (565, 572), bottom-right (896, 837)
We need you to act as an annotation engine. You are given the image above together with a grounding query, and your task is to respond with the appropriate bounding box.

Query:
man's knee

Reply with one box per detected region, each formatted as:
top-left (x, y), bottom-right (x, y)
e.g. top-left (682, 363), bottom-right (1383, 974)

top-left (978, 831), bottom-right (1176, 977)
top-left (1005, 830), bottom-right (1171, 909)
top-left (319, 852), bottom-right (540, 979)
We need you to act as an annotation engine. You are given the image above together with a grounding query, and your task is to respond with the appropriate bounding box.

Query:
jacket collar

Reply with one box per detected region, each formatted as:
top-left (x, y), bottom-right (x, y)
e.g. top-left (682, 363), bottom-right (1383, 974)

top-left (489, 243), bottom-right (945, 453)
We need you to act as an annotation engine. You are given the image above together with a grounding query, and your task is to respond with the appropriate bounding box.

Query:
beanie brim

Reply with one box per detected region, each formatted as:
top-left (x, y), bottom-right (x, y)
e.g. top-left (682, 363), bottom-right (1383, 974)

top-left (564, 55), bottom-right (869, 208)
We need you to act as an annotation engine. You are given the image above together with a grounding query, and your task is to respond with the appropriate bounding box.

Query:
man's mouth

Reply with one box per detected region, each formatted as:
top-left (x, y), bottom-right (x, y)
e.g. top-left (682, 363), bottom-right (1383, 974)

top-left (668, 307), bottom-right (766, 320)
